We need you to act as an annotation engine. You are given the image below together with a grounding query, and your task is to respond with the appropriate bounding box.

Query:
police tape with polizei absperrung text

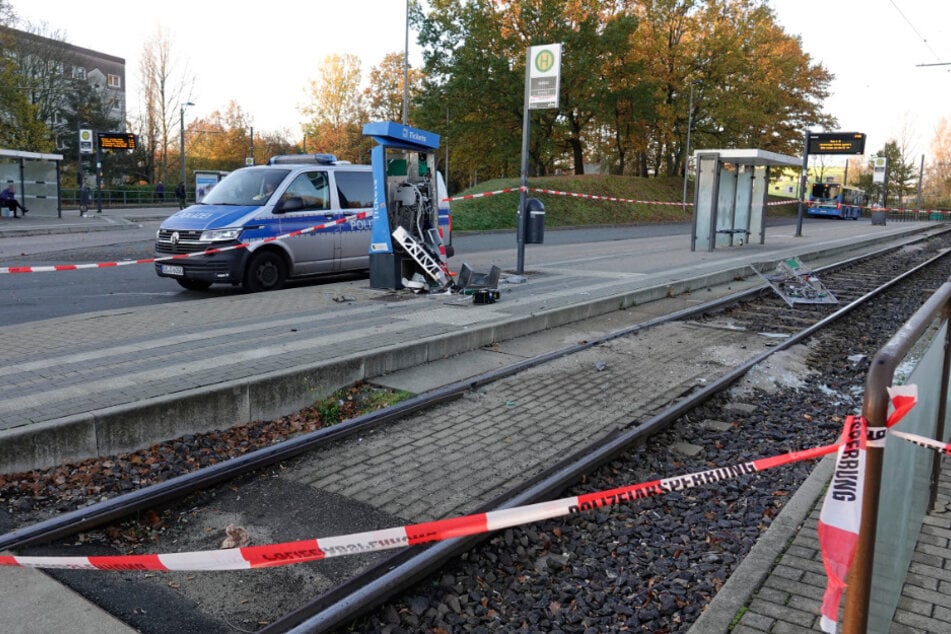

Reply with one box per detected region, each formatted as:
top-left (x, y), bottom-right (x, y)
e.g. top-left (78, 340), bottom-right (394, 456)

top-left (0, 434), bottom-right (846, 572)
top-left (0, 385), bottom-right (925, 573)
top-left (0, 212), bottom-right (371, 275)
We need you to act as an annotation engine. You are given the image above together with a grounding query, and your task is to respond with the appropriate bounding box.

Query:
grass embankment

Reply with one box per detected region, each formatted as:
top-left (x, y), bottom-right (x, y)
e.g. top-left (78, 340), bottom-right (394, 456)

top-left (449, 175), bottom-right (796, 231)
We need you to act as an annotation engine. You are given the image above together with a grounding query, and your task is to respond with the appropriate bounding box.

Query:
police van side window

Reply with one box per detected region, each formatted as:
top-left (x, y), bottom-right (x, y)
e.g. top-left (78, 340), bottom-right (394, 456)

top-left (335, 171), bottom-right (373, 209)
top-left (281, 172), bottom-right (330, 211)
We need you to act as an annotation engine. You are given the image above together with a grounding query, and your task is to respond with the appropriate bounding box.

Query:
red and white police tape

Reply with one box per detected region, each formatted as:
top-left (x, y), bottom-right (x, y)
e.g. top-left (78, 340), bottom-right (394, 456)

top-left (0, 386), bottom-right (920, 577)
top-left (0, 442), bottom-right (840, 571)
top-left (0, 426), bottom-right (861, 572)
top-left (5, 187), bottom-right (944, 276)
top-left (0, 212), bottom-right (370, 275)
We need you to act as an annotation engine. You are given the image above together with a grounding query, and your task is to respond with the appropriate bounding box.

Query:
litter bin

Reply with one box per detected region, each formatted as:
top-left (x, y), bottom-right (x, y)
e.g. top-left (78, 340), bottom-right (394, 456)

top-left (870, 210), bottom-right (887, 226)
top-left (525, 197), bottom-right (545, 244)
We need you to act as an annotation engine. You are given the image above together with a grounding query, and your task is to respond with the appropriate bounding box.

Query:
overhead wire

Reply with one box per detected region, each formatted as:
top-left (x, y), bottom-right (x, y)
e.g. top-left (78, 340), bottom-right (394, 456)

top-left (888, 0), bottom-right (947, 65)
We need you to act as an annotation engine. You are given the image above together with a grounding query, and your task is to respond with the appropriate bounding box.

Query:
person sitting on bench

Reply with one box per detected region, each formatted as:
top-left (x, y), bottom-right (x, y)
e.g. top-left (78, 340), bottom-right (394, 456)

top-left (0, 184), bottom-right (28, 218)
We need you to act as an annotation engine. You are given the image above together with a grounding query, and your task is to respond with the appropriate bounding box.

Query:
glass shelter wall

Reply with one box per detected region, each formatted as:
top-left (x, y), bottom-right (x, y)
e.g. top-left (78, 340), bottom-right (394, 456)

top-left (0, 149), bottom-right (63, 217)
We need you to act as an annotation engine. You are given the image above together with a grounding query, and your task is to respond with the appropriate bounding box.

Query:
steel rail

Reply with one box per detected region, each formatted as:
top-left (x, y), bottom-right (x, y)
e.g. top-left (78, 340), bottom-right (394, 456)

top-left (269, 248), bottom-right (951, 632)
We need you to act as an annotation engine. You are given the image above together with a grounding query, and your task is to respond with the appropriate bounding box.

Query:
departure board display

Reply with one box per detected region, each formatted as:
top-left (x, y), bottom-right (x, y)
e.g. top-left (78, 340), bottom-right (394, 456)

top-left (808, 132), bottom-right (866, 155)
top-left (98, 133), bottom-right (137, 150)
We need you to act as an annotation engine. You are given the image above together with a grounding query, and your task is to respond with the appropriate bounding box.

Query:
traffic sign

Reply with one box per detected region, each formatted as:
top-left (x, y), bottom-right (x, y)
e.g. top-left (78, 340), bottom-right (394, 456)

top-left (528, 44), bottom-right (562, 110)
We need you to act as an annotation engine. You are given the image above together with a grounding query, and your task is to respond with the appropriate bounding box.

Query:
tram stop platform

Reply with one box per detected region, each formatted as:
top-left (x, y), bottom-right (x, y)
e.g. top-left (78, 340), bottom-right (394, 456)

top-left (0, 212), bottom-right (950, 632)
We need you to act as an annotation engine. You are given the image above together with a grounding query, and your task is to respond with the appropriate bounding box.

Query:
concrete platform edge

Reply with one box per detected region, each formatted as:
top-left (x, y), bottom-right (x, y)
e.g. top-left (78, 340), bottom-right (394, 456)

top-left (0, 265), bottom-right (760, 473)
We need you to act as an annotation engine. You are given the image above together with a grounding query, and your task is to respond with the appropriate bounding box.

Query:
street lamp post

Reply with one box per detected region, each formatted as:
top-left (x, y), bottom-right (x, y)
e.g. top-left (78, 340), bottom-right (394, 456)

top-left (402, 0), bottom-right (409, 125)
top-left (682, 80), bottom-right (700, 214)
top-left (180, 101), bottom-right (194, 198)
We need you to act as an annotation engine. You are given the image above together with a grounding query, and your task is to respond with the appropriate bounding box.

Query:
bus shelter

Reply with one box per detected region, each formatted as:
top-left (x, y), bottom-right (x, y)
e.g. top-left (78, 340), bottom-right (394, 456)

top-left (0, 149), bottom-right (64, 217)
top-left (691, 149), bottom-right (800, 251)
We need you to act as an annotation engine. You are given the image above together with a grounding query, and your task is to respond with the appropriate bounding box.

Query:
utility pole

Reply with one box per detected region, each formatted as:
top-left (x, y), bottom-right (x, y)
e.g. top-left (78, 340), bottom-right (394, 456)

top-left (681, 80), bottom-right (700, 214)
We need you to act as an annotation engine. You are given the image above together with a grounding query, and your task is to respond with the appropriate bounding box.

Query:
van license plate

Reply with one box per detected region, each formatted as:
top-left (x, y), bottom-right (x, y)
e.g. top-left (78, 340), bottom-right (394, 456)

top-left (161, 265), bottom-right (184, 276)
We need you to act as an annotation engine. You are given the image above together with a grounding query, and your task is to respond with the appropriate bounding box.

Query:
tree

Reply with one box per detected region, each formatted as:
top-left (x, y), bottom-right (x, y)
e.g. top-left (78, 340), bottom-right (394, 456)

top-left (63, 79), bottom-right (124, 184)
top-left (629, 0), bottom-right (835, 178)
top-left (413, 0), bottom-right (835, 183)
top-left (365, 52), bottom-right (425, 123)
top-left (925, 117), bottom-right (951, 207)
top-left (0, 30), bottom-right (50, 150)
top-left (857, 141), bottom-right (915, 208)
top-left (415, 0), bottom-right (639, 178)
top-left (0, 23), bottom-right (74, 152)
top-left (136, 26), bottom-right (194, 186)
top-left (187, 101), bottom-right (254, 171)
top-left (300, 53), bottom-right (368, 162)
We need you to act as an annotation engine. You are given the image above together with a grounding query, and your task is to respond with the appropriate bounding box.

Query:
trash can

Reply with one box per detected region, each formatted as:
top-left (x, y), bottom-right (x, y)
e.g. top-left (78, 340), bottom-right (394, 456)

top-left (525, 197), bottom-right (545, 244)
top-left (870, 210), bottom-right (887, 226)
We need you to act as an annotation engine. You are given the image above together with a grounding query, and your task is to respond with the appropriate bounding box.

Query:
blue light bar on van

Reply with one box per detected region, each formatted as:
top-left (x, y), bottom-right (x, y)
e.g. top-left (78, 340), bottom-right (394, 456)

top-left (267, 153), bottom-right (338, 165)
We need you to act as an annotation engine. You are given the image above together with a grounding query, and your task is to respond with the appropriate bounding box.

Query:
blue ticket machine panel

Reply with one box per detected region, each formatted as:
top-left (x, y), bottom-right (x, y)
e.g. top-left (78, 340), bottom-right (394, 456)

top-left (363, 122), bottom-right (446, 290)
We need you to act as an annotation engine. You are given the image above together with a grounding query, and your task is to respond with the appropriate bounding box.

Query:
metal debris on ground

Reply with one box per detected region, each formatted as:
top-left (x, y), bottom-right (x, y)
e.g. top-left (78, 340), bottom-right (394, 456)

top-left (752, 257), bottom-right (838, 307)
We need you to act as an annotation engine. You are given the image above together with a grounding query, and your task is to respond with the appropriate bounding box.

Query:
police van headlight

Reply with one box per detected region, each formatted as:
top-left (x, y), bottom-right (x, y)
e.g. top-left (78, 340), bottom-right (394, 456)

top-left (200, 228), bottom-right (242, 242)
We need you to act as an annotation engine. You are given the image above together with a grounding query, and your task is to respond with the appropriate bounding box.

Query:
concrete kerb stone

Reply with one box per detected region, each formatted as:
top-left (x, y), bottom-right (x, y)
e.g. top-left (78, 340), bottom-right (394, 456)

top-left (246, 358), bottom-right (366, 422)
top-left (0, 217), bottom-right (140, 239)
top-left (93, 384), bottom-right (251, 456)
top-left (0, 414), bottom-right (100, 474)
top-left (0, 265), bottom-right (758, 474)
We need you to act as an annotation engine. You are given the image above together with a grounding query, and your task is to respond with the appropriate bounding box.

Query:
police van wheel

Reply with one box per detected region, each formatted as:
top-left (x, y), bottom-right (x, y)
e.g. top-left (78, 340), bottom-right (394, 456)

top-left (244, 251), bottom-right (287, 292)
top-left (176, 279), bottom-right (212, 291)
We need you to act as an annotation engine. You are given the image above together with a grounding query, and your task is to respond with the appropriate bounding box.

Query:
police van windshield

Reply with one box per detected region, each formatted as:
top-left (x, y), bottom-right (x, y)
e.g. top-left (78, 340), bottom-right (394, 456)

top-left (200, 168), bottom-right (290, 206)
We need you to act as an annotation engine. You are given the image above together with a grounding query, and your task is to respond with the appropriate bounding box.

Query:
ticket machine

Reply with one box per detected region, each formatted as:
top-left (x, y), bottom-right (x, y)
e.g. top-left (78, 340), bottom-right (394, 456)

top-left (363, 121), bottom-right (450, 290)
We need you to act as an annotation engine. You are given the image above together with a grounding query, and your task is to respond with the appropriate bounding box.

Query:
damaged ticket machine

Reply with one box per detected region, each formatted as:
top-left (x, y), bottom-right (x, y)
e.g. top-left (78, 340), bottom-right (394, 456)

top-left (691, 149), bottom-right (800, 252)
top-left (363, 121), bottom-right (452, 291)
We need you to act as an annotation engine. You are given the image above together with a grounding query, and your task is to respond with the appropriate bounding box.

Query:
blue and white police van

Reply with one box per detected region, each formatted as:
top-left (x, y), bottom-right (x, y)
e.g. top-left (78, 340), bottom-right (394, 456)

top-left (154, 154), bottom-right (451, 292)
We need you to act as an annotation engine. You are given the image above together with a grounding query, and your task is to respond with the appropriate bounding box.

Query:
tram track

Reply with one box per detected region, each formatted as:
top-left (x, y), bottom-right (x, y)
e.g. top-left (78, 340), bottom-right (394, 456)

top-left (0, 231), bottom-right (949, 632)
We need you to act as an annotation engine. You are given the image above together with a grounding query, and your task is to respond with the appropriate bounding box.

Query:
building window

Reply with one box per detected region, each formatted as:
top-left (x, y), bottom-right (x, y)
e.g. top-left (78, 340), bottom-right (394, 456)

top-left (107, 74), bottom-right (121, 88)
top-left (73, 66), bottom-right (86, 80)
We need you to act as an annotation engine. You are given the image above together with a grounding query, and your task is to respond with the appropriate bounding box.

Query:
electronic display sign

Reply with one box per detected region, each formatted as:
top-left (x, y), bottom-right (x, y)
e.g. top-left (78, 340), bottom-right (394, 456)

top-left (808, 132), bottom-right (866, 155)
top-left (98, 133), bottom-right (137, 151)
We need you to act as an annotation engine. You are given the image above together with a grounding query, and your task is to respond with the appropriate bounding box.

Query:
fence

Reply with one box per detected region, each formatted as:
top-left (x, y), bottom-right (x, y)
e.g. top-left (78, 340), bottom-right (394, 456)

top-left (60, 187), bottom-right (190, 209)
top-left (844, 275), bottom-right (951, 633)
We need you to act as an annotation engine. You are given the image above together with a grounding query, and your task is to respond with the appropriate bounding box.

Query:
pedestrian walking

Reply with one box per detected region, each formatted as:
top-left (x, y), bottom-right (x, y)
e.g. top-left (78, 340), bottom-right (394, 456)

top-left (79, 184), bottom-right (91, 216)
top-left (156, 181), bottom-right (165, 203)
top-left (176, 182), bottom-right (186, 209)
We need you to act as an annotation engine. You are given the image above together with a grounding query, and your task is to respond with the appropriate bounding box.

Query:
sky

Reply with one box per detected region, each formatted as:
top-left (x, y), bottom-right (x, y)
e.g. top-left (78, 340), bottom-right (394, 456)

top-left (10, 0), bottom-right (951, 163)
top-left (11, 0), bottom-right (422, 141)
top-left (768, 0), bottom-right (951, 164)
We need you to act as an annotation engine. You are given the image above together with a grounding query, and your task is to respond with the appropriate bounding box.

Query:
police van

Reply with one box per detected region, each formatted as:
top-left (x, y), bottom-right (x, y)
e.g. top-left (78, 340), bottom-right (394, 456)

top-left (154, 154), bottom-right (451, 292)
